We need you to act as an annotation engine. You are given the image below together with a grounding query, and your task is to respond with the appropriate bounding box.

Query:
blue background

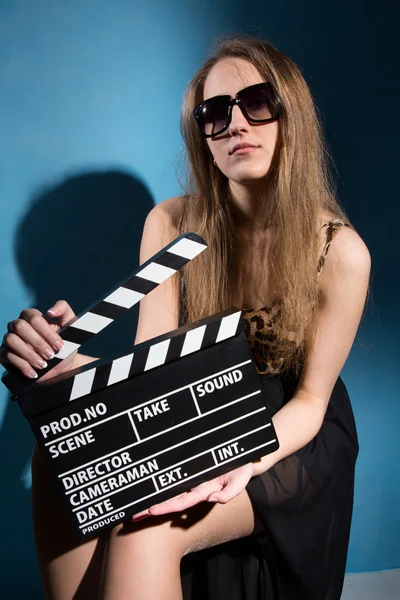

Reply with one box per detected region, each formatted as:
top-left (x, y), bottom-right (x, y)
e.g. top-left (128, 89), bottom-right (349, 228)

top-left (0, 1), bottom-right (399, 597)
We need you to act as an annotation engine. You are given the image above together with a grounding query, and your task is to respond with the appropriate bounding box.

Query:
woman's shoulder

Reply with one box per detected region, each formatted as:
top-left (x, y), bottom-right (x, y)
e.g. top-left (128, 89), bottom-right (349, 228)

top-left (316, 209), bottom-right (370, 284)
top-left (318, 210), bottom-right (368, 255)
top-left (145, 196), bottom-right (186, 233)
top-left (139, 197), bottom-right (187, 266)
top-left (318, 212), bottom-right (370, 288)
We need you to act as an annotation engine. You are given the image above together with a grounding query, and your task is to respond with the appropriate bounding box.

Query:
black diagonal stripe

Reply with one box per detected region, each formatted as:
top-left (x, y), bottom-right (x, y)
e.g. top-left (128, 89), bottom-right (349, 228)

top-left (91, 362), bottom-right (113, 394)
top-left (236, 314), bottom-right (246, 335)
top-left (62, 326), bottom-right (93, 346)
top-left (90, 300), bottom-right (126, 320)
top-left (165, 333), bottom-right (186, 364)
top-left (123, 275), bottom-right (158, 296)
top-left (200, 320), bottom-right (221, 349)
top-left (154, 252), bottom-right (189, 271)
top-left (129, 348), bottom-right (149, 378)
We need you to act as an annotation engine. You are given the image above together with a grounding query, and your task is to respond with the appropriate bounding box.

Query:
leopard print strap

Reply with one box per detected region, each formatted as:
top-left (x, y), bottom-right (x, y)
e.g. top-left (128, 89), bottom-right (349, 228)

top-left (317, 219), bottom-right (350, 276)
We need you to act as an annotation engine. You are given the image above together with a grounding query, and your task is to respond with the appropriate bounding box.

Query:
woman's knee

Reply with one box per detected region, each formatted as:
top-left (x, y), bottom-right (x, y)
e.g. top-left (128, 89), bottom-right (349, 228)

top-left (108, 495), bottom-right (254, 562)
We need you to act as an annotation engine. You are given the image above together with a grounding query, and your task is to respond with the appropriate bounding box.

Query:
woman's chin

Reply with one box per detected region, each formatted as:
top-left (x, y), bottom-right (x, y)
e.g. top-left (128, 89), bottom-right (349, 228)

top-left (225, 161), bottom-right (271, 183)
top-left (229, 170), bottom-right (270, 186)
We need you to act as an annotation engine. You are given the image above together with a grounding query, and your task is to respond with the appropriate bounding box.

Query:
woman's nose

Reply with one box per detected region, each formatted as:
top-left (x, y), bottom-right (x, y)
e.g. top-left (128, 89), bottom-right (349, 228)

top-left (228, 104), bottom-right (250, 135)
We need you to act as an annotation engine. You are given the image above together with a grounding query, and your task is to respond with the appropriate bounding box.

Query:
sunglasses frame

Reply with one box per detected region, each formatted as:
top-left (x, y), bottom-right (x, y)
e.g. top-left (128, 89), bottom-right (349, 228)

top-left (193, 82), bottom-right (281, 139)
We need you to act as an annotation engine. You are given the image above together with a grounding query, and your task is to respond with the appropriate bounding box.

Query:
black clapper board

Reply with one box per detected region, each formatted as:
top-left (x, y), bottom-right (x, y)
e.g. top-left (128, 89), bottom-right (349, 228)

top-left (2, 232), bottom-right (279, 538)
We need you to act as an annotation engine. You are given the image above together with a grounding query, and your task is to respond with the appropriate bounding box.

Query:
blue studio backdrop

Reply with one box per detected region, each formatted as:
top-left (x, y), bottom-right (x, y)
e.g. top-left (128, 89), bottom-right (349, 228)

top-left (0, 1), bottom-right (399, 597)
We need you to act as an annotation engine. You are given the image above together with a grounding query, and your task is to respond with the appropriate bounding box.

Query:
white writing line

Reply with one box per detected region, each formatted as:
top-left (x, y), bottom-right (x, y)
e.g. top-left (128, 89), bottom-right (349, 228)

top-left (189, 386), bottom-right (201, 416)
top-left (128, 412), bottom-right (141, 441)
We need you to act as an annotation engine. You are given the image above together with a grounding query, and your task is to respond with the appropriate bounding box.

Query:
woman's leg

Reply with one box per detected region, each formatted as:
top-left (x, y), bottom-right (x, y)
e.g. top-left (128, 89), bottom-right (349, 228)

top-left (32, 445), bottom-right (106, 600)
top-left (100, 489), bottom-right (261, 600)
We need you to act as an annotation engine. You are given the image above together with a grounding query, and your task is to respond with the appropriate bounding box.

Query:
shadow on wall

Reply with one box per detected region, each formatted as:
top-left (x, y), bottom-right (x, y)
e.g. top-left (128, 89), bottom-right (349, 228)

top-left (0, 169), bottom-right (154, 599)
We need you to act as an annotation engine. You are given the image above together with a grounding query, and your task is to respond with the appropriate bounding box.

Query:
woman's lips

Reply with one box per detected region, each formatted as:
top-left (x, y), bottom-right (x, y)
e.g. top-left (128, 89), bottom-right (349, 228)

top-left (229, 143), bottom-right (259, 155)
top-left (232, 146), bottom-right (258, 155)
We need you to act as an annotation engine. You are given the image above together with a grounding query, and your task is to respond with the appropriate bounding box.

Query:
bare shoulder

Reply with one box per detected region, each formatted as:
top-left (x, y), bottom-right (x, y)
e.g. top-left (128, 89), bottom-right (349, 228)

top-left (145, 196), bottom-right (186, 234)
top-left (320, 224), bottom-right (371, 290)
top-left (140, 197), bottom-right (186, 263)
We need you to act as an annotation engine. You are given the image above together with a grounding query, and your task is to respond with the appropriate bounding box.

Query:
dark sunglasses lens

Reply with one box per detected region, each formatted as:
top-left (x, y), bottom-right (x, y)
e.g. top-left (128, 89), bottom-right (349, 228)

top-left (197, 96), bottom-right (229, 136)
top-left (240, 84), bottom-right (278, 121)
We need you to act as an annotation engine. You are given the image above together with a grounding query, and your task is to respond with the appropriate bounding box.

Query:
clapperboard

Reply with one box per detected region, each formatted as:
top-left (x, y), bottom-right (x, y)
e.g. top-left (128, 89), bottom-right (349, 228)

top-left (2, 232), bottom-right (279, 538)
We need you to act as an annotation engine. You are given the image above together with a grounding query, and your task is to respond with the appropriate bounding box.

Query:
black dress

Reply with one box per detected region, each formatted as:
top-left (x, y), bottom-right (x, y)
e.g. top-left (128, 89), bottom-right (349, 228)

top-left (181, 220), bottom-right (359, 600)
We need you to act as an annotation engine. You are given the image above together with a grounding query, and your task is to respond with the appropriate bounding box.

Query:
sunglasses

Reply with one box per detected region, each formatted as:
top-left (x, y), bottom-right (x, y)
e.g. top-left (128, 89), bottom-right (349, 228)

top-left (193, 82), bottom-right (281, 138)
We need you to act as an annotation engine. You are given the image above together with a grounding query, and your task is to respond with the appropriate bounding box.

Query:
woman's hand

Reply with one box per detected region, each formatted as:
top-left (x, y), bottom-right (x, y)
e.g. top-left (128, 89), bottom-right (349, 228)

top-left (0, 300), bottom-right (75, 380)
top-left (131, 462), bottom-right (255, 521)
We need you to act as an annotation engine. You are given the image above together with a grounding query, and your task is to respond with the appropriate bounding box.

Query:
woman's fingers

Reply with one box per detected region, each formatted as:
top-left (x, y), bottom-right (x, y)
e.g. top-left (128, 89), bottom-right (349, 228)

top-left (148, 481), bottom-right (223, 516)
top-left (46, 300), bottom-right (76, 327)
top-left (0, 301), bottom-right (76, 378)
top-left (7, 313), bottom-right (62, 359)
top-left (207, 465), bottom-right (254, 504)
top-left (0, 346), bottom-right (39, 379)
top-left (2, 331), bottom-right (50, 369)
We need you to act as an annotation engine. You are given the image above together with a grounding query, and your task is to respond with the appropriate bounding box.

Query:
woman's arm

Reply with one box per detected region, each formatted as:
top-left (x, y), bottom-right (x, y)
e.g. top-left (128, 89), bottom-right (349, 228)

top-left (0, 199), bottom-right (181, 382)
top-left (134, 200), bottom-right (181, 344)
top-left (253, 225), bottom-right (371, 476)
top-left (139, 225), bottom-right (371, 516)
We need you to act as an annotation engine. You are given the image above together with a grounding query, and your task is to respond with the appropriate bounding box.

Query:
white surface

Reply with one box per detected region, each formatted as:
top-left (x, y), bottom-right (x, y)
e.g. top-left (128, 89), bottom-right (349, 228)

top-left (137, 262), bottom-right (176, 284)
top-left (108, 353), bottom-right (134, 386)
top-left (181, 325), bottom-right (207, 356)
top-left (168, 237), bottom-right (207, 259)
top-left (105, 287), bottom-right (144, 308)
top-left (342, 570), bottom-right (400, 599)
top-left (71, 311), bottom-right (113, 334)
top-left (216, 311), bottom-right (242, 343)
top-left (144, 339), bottom-right (171, 370)
top-left (70, 368), bottom-right (96, 401)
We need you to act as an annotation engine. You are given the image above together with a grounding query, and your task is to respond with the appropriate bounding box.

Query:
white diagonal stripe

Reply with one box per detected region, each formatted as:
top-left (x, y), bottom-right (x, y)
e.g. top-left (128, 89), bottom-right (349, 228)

top-left (56, 339), bottom-right (81, 360)
top-left (104, 287), bottom-right (144, 308)
top-left (167, 238), bottom-right (206, 260)
top-left (180, 325), bottom-right (206, 357)
top-left (70, 369), bottom-right (96, 401)
top-left (215, 311), bottom-right (242, 343)
top-left (144, 339), bottom-right (171, 371)
top-left (108, 354), bottom-right (134, 386)
top-left (136, 262), bottom-right (176, 284)
top-left (70, 312), bottom-right (113, 334)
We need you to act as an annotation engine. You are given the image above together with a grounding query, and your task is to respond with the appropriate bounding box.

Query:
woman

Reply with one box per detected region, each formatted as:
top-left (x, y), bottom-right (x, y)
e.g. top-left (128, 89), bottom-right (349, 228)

top-left (0, 37), bottom-right (370, 599)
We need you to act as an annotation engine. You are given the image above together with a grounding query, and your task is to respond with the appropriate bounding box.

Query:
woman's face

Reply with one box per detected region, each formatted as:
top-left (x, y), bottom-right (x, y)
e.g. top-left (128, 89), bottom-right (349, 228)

top-left (203, 58), bottom-right (279, 187)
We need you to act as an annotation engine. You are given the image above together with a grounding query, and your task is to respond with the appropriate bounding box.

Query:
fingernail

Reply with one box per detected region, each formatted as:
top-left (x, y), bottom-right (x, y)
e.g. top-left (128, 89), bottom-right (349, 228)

top-left (29, 371), bottom-right (38, 379)
top-left (132, 514), bottom-right (150, 522)
top-left (132, 510), bottom-right (150, 521)
top-left (36, 360), bottom-right (48, 369)
top-left (44, 349), bottom-right (55, 360)
top-left (54, 340), bottom-right (64, 351)
top-left (208, 497), bottom-right (218, 503)
top-left (47, 309), bottom-right (56, 316)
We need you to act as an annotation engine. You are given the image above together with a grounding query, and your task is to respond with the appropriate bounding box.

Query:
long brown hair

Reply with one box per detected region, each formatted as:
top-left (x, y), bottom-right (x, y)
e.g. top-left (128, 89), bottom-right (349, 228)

top-left (178, 36), bottom-right (349, 373)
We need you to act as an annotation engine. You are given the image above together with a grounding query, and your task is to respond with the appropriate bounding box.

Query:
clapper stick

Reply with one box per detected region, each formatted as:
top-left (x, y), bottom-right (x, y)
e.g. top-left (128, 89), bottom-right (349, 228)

top-left (2, 232), bottom-right (207, 397)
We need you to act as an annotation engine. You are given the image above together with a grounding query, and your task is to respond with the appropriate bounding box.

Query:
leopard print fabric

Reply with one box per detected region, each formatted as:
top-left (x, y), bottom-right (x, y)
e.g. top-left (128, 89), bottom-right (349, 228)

top-left (242, 219), bottom-right (350, 376)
